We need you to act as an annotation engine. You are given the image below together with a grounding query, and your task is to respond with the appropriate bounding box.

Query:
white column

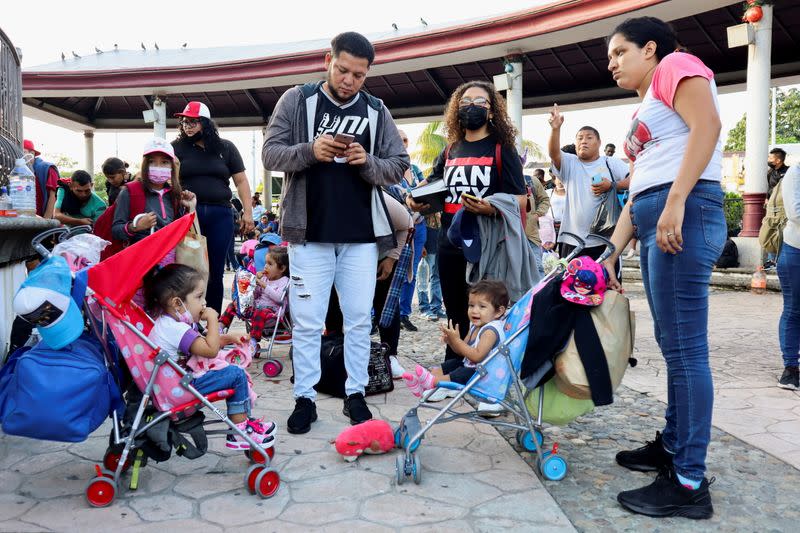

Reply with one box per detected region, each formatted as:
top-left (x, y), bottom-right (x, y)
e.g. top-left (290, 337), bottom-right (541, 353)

top-left (153, 97), bottom-right (167, 139)
top-left (83, 130), bottom-right (94, 173)
top-left (506, 55), bottom-right (524, 153)
top-left (743, 4), bottom-right (772, 195)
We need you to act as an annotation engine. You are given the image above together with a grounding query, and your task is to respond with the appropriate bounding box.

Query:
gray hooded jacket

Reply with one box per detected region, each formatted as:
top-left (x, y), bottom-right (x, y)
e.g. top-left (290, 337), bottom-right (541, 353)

top-left (262, 81), bottom-right (409, 254)
top-left (466, 193), bottom-right (541, 302)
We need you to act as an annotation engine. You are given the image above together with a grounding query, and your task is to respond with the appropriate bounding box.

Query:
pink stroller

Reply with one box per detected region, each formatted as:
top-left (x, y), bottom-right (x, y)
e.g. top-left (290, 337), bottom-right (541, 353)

top-left (80, 214), bottom-right (279, 506)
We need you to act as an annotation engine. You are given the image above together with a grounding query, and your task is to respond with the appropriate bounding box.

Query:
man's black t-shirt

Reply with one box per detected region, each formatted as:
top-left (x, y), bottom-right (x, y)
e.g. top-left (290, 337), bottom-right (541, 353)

top-left (427, 135), bottom-right (526, 247)
top-left (305, 89), bottom-right (373, 243)
top-left (173, 138), bottom-right (245, 206)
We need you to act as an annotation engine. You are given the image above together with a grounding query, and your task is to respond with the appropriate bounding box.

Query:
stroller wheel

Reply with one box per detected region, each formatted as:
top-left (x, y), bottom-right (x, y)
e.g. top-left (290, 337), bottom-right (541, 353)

top-left (395, 455), bottom-right (406, 485)
top-left (412, 454), bottom-right (422, 485)
top-left (254, 468), bottom-right (280, 498)
top-left (263, 360), bottom-right (283, 377)
top-left (516, 429), bottom-right (544, 453)
top-left (244, 464), bottom-right (265, 495)
top-left (103, 449), bottom-right (133, 473)
top-left (245, 447), bottom-right (275, 464)
top-left (86, 477), bottom-right (117, 508)
top-left (539, 454), bottom-right (568, 481)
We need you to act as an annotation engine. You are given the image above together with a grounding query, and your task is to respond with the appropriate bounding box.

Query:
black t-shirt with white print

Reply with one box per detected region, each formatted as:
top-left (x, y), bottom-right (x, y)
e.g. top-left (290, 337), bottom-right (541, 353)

top-left (305, 88), bottom-right (373, 243)
top-left (427, 135), bottom-right (526, 248)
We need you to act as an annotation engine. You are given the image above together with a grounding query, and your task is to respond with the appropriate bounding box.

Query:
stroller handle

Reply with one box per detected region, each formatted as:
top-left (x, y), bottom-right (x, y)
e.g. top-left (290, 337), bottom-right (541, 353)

top-left (59, 225), bottom-right (93, 242)
top-left (558, 232), bottom-right (586, 261)
top-left (586, 234), bottom-right (617, 263)
top-left (31, 227), bottom-right (70, 259)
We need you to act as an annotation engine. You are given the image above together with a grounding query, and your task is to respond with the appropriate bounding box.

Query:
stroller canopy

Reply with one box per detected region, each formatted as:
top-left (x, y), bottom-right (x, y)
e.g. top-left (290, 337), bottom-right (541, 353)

top-left (87, 214), bottom-right (195, 307)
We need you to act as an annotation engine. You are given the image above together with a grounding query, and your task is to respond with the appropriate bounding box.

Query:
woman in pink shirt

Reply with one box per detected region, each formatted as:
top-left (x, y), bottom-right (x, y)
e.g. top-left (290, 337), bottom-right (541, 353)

top-left (602, 16), bottom-right (726, 519)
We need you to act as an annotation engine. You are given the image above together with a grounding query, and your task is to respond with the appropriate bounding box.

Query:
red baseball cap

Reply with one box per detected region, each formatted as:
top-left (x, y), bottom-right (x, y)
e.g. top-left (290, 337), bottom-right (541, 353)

top-left (174, 101), bottom-right (211, 119)
top-left (23, 139), bottom-right (41, 156)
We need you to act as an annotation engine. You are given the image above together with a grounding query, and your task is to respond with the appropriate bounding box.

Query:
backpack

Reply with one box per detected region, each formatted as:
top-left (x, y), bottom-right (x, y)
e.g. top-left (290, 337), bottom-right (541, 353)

top-left (94, 180), bottom-right (146, 261)
top-left (0, 333), bottom-right (124, 442)
top-left (715, 238), bottom-right (739, 268)
top-left (758, 180), bottom-right (787, 254)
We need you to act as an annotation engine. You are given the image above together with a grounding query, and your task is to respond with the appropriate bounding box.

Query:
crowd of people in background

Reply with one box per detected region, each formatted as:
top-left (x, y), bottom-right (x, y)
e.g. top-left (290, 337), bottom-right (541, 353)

top-left (13, 14), bottom-right (800, 521)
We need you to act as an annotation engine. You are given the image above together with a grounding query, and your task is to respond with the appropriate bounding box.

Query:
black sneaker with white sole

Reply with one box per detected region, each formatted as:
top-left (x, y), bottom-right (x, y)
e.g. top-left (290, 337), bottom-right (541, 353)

top-left (778, 366), bottom-right (799, 390)
top-left (617, 467), bottom-right (714, 519)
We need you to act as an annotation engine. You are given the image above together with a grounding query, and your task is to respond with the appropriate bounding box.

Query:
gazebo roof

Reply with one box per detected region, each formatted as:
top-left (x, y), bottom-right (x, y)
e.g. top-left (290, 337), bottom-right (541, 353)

top-left (21, 0), bottom-right (800, 130)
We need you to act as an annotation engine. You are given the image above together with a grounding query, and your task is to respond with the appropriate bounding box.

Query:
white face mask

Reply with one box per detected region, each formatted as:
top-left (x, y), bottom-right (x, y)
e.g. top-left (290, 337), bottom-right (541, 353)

top-left (149, 166), bottom-right (172, 184)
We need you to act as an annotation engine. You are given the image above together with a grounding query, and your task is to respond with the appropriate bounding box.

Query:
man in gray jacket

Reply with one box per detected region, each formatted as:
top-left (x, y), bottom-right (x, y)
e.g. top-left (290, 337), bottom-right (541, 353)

top-left (263, 31), bottom-right (409, 433)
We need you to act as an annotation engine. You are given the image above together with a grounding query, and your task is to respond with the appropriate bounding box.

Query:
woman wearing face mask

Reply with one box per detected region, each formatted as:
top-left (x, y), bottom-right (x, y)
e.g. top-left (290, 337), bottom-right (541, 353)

top-left (172, 101), bottom-right (254, 313)
top-left (407, 81), bottom-right (526, 368)
top-left (111, 138), bottom-right (196, 248)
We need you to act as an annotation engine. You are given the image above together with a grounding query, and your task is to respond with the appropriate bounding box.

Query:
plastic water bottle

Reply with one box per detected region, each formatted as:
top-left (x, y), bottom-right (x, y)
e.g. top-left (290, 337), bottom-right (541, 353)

top-left (750, 266), bottom-right (767, 295)
top-left (0, 186), bottom-right (13, 216)
top-left (8, 158), bottom-right (37, 216)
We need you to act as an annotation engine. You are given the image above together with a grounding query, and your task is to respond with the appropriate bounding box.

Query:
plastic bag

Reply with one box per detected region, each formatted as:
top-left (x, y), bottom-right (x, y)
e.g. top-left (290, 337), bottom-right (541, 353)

top-left (53, 234), bottom-right (110, 271)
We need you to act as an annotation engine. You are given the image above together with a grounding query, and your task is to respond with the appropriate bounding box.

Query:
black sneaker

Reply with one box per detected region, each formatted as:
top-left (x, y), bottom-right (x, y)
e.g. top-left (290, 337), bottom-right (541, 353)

top-left (778, 366), bottom-right (800, 390)
top-left (617, 467), bottom-right (714, 519)
top-left (342, 392), bottom-right (373, 425)
top-left (616, 431), bottom-right (673, 472)
top-left (400, 316), bottom-right (418, 332)
top-left (370, 317), bottom-right (379, 336)
top-left (287, 397), bottom-right (317, 434)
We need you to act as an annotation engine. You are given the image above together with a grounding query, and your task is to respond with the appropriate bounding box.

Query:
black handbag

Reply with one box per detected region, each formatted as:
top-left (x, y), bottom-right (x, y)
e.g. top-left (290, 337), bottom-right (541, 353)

top-left (290, 334), bottom-right (394, 398)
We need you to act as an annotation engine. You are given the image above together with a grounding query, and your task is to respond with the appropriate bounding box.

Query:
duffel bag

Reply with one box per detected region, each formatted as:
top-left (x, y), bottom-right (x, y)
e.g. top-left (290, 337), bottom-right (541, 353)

top-left (0, 333), bottom-right (124, 442)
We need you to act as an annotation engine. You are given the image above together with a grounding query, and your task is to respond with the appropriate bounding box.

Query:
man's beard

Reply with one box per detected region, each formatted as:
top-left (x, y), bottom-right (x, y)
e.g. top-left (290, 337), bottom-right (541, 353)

top-left (325, 71), bottom-right (351, 103)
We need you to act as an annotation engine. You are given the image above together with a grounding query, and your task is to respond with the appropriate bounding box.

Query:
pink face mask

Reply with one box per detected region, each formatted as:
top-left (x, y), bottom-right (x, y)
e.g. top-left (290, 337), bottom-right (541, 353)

top-left (149, 166), bottom-right (172, 184)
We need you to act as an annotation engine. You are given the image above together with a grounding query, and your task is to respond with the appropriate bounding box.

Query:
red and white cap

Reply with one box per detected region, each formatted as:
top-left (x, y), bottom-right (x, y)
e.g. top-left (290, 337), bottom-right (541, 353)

top-left (23, 139), bottom-right (41, 156)
top-left (174, 101), bottom-right (211, 119)
top-left (142, 137), bottom-right (175, 160)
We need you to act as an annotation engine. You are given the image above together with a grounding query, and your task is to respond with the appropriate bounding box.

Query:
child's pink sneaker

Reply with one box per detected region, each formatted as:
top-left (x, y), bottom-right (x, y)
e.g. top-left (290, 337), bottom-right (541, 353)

top-left (226, 419), bottom-right (276, 450)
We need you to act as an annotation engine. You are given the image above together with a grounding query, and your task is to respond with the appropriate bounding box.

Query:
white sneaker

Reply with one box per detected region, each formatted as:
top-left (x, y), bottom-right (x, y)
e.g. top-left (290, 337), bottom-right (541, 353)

top-left (423, 388), bottom-right (459, 402)
top-left (477, 402), bottom-right (505, 418)
top-left (389, 356), bottom-right (405, 379)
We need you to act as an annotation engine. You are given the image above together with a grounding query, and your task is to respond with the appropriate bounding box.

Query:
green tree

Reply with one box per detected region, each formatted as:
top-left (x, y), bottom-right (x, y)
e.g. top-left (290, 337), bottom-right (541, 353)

top-left (412, 121), bottom-right (447, 176)
top-left (51, 154), bottom-right (79, 171)
top-left (724, 88), bottom-right (800, 151)
top-left (520, 138), bottom-right (545, 162)
top-left (93, 172), bottom-right (108, 202)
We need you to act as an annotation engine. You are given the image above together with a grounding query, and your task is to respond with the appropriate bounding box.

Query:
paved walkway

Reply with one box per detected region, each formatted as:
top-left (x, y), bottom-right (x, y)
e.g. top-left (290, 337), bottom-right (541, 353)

top-left (0, 348), bottom-right (572, 532)
top-left (2, 273), bottom-right (799, 532)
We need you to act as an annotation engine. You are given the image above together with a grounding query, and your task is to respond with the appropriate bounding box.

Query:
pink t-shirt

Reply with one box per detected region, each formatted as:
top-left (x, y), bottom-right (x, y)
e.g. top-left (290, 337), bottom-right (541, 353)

top-left (624, 52), bottom-right (722, 197)
top-left (255, 275), bottom-right (289, 311)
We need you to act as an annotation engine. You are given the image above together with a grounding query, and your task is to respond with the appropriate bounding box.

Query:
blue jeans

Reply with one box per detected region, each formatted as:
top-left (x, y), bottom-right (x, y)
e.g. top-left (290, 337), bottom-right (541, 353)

top-left (192, 365), bottom-right (250, 416)
top-left (777, 243), bottom-right (800, 368)
top-left (399, 221), bottom-right (427, 318)
top-left (196, 204), bottom-right (235, 313)
top-left (225, 236), bottom-right (237, 270)
top-left (417, 252), bottom-right (443, 315)
top-left (631, 180), bottom-right (726, 481)
top-left (528, 240), bottom-right (544, 277)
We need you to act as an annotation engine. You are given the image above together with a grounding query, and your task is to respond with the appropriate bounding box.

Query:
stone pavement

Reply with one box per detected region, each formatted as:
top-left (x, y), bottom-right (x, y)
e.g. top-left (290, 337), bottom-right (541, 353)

top-left (2, 272), bottom-right (799, 532)
top-left (0, 346), bottom-right (573, 532)
top-left (405, 282), bottom-right (800, 531)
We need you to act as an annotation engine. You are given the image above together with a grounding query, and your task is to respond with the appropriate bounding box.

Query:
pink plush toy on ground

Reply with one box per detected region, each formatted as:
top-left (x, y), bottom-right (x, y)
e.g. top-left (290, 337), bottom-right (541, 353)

top-left (334, 419), bottom-right (395, 462)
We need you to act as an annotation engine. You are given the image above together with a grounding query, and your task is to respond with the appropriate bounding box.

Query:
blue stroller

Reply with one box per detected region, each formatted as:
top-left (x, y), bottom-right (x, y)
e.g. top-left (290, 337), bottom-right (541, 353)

top-left (395, 234), bottom-right (615, 484)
